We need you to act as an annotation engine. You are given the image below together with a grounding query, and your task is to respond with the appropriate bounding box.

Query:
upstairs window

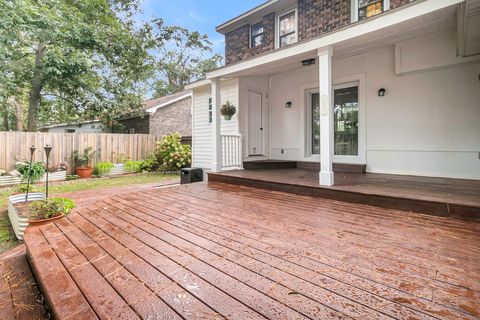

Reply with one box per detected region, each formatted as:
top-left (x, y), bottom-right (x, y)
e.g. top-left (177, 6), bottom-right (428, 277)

top-left (208, 98), bottom-right (213, 124)
top-left (251, 22), bottom-right (264, 47)
top-left (352, 0), bottom-right (389, 22)
top-left (277, 9), bottom-right (297, 48)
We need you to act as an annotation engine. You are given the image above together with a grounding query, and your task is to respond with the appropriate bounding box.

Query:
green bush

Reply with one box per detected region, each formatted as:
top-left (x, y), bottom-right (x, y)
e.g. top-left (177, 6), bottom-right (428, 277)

top-left (14, 183), bottom-right (41, 194)
top-left (29, 198), bottom-right (75, 220)
top-left (139, 154), bottom-right (159, 172)
top-left (16, 162), bottom-right (45, 182)
top-left (124, 160), bottom-right (142, 173)
top-left (155, 133), bottom-right (191, 172)
top-left (94, 161), bottom-right (114, 176)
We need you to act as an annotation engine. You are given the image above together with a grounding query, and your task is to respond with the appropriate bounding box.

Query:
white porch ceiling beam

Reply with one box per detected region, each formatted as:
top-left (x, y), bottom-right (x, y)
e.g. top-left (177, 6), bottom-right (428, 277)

top-left (207, 0), bottom-right (464, 79)
top-left (318, 47), bottom-right (334, 186)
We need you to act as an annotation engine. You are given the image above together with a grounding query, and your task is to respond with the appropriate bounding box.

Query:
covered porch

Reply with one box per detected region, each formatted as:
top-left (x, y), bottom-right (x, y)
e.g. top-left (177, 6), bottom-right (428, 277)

top-left (203, 1), bottom-right (480, 188)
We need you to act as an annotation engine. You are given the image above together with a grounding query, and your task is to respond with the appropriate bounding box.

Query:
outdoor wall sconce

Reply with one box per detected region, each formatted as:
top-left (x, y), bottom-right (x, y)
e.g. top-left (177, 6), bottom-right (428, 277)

top-left (44, 145), bottom-right (53, 198)
top-left (378, 88), bottom-right (386, 97)
top-left (302, 58), bottom-right (316, 66)
top-left (285, 101), bottom-right (292, 108)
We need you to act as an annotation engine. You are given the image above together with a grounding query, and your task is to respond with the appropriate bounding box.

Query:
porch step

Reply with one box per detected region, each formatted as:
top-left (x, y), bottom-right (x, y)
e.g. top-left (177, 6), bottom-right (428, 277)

top-left (243, 160), bottom-right (366, 173)
top-left (243, 160), bottom-right (297, 170)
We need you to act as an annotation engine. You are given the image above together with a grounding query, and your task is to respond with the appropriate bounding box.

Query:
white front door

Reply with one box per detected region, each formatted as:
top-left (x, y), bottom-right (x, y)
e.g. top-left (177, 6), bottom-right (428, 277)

top-left (248, 90), bottom-right (264, 156)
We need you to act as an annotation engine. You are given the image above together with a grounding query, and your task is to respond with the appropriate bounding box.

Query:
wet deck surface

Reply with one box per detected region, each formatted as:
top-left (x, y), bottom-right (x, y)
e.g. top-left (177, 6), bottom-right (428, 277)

top-left (24, 182), bottom-right (480, 319)
top-left (209, 169), bottom-right (480, 219)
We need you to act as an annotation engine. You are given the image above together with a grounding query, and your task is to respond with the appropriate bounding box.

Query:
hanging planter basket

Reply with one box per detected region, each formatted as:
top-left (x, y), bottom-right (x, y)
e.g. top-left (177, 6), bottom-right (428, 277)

top-left (220, 100), bottom-right (236, 121)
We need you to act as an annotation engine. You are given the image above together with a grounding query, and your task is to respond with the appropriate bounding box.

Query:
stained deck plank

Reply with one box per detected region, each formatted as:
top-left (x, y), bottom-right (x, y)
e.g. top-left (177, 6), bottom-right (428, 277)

top-left (23, 182), bottom-right (480, 320)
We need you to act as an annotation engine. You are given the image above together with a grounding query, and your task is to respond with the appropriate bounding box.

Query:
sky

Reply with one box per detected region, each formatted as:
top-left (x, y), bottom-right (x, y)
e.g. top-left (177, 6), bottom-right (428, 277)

top-left (138, 0), bottom-right (266, 56)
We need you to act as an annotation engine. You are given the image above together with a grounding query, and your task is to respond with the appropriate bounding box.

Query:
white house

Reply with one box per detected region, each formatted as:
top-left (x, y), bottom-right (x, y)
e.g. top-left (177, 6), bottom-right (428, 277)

top-left (187, 0), bottom-right (480, 185)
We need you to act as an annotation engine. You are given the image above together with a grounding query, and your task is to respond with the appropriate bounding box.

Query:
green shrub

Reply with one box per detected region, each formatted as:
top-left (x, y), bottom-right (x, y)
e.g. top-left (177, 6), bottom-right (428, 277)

top-left (139, 154), bottom-right (159, 172)
top-left (14, 183), bottom-right (41, 194)
top-left (16, 162), bottom-right (45, 182)
top-left (29, 198), bottom-right (75, 220)
top-left (155, 133), bottom-right (191, 172)
top-left (94, 161), bottom-right (114, 176)
top-left (124, 160), bottom-right (142, 173)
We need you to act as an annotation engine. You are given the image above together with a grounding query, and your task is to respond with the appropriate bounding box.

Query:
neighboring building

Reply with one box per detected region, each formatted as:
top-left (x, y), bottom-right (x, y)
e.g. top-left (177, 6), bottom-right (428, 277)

top-left (187, 0), bottom-right (480, 183)
top-left (117, 90), bottom-right (192, 140)
top-left (39, 120), bottom-right (107, 133)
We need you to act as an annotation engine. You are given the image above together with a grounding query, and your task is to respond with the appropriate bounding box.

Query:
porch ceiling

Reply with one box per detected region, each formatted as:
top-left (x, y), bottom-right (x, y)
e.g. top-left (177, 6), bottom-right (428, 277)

top-left (220, 4), bottom-right (459, 78)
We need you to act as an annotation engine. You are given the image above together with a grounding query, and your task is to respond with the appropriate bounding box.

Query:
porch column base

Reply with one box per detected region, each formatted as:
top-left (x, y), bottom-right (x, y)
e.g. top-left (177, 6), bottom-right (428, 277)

top-left (211, 163), bottom-right (222, 173)
top-left (319, 171), bottom-right (334, 186)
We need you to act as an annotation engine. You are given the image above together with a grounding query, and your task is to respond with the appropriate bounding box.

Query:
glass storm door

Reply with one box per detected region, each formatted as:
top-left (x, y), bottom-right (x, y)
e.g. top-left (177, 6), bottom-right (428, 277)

top-left (310, 84), bottom-right (359, 156)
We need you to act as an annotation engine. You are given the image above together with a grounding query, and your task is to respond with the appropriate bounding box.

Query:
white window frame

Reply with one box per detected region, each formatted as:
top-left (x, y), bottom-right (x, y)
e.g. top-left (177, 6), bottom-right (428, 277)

top-left (208, 97), bottom-right (213, 124)
top-left (250, 22), bottom-right (265, 48)
top-left (303, 74), bottom-right (366, 164)
top-left (351, 0), bottom-right (390, 23)
top-left (275, 7), bottom-right (298, 49)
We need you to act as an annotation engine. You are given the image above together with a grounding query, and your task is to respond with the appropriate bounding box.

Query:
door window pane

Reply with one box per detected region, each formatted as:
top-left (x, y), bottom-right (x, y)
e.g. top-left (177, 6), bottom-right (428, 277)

top-left (334, 86), bottom-right (358, 156)
top-left (311, 93), bottom-right (320, 155)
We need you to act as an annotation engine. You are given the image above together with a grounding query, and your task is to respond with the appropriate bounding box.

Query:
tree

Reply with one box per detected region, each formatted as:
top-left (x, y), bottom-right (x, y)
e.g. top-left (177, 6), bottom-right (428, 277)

top-left (152, 28), bottom-right (222, 98)
top-left (0, 0), bottom-right (183, 131)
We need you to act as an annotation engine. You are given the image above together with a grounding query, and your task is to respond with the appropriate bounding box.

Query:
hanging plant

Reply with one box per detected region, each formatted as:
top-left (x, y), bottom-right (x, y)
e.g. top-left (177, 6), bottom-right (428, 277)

top-left (220, 100), bottom-right (236, 120)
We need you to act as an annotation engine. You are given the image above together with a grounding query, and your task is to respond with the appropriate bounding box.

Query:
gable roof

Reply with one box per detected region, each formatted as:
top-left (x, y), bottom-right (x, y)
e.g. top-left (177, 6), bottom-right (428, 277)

top-left (144, 90), bottom-right (192, 114)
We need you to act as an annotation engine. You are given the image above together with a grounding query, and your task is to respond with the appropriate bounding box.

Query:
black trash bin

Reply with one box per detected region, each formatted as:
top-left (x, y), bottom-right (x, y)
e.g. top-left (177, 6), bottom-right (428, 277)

top-left (180, 168), bottom-right (203, 184)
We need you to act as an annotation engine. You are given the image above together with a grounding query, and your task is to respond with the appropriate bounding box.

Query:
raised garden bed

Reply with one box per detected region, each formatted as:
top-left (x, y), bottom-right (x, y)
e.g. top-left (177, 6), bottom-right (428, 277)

top-left (38, 170), bottom-right (67, 182)
top-left (0, 175), bottom-right (22, 187)
top-left (8, 193), bottom-right (46, 241)
top-left (109, 164), bottom-right (127, 176)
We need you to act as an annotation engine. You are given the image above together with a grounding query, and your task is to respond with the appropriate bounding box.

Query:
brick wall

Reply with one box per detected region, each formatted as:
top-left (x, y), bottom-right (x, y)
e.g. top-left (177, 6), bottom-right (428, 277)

top-left (224, 0), bottom-right (417, 65)
top-left (225, 13), bottom-right (275, 65)
top-left (148, 97), bottom-right (192, 138)
top-left (117, 117), bottom-right (150, 134)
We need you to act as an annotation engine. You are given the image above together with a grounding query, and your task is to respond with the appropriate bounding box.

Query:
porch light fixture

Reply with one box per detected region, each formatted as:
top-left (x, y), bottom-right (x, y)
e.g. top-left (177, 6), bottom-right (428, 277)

top-left (285, 101), bottom-right (292, 108)
top-left (378, 88), bottom-right (386, 97)
top-left (302, 58), bottom-right (316, 66)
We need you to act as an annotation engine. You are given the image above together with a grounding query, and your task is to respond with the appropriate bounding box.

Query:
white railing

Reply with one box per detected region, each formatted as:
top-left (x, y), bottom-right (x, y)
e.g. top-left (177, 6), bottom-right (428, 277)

top-left (221, 134), bottom-right (242, 169)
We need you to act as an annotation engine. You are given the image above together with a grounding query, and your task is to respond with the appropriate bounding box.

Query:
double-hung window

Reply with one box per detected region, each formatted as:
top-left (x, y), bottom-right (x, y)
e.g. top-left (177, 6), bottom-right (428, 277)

top-left (352, 0), bottom-right (389, 22)
top-left (277, 9), bottom-right (297, 48)
top-left (251, 23), bottom-right (264, 48)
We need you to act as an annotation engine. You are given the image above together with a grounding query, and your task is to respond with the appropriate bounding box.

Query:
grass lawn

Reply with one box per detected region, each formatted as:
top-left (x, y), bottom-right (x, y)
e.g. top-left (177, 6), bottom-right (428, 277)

top-left (0, 172), bottom-right (179, 253)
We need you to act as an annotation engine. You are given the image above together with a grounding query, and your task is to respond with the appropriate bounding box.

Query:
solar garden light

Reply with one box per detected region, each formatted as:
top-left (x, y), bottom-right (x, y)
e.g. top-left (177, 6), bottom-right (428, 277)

top-left (25, 145), bottom-right (36, 202)
top-left (44, 145), bottom-right (53, 198)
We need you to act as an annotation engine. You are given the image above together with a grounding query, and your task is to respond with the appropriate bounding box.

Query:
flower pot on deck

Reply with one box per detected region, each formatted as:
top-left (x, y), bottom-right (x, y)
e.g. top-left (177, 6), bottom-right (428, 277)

top-left (75, 166), bottom-right (93, 179)
top-left (8, 193), bottom-right (46, 240)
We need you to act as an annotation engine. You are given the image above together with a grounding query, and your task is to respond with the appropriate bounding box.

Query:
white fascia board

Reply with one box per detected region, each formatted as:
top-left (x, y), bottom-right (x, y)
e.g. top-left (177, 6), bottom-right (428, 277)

top-left (216, 0), bottom-right (280, 34)
top-left (145, 93), bottom-right (192, 114)
top-left (185, 79), bottom-right (211, 90)
top-left (208, 0), bottom-right (464, 79)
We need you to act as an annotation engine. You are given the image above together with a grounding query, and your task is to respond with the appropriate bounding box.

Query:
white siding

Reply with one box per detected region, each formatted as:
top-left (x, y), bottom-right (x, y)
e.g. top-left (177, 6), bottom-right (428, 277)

top-left (192, 79), bottom-right (240, 169)
top-left (266, 31), bottom-right (480, 179)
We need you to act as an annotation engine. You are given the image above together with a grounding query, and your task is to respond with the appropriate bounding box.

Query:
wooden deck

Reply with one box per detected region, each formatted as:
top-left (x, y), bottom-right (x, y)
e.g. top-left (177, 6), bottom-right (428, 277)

top-left (209, 169), bottom-right (480, 219)
top-left (24, 182), bottom-right (480, 320)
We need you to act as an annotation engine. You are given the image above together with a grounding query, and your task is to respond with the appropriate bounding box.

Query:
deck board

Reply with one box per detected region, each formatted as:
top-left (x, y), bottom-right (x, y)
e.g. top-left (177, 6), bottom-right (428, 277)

top-left (23, 182), bottom-right (480, 320)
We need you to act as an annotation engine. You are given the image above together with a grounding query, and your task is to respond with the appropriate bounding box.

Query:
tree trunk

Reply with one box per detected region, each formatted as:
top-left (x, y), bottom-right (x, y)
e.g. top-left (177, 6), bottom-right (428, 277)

top-left (27, 42), bottom-right (46, 132)
top-left (2, 109), bottom-right (9, 131)
top-left (15, 97), bottom-right (23, 131)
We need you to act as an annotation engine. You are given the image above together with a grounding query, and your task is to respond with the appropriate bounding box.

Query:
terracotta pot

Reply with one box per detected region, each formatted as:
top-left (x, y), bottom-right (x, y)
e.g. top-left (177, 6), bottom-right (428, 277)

top-left (29, 214), bottom-right (65, 226)
top-left (75, 166), bottom-right (93, 178)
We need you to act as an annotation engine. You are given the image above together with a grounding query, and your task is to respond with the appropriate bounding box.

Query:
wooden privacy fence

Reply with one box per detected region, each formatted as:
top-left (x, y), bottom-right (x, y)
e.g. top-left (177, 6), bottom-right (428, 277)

top-left (0, 132), bottom-right (160, 172)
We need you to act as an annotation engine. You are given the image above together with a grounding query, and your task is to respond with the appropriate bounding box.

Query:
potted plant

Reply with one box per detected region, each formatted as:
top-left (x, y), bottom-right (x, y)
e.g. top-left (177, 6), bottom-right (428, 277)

top-left (9, 195), bottom-right (75, 240)
top-left (73, 147), bottom-right (96, 178)
top-left (220, 100), bottom-right (236, 120)
top-left (39, 162), bottom-right (69, 182)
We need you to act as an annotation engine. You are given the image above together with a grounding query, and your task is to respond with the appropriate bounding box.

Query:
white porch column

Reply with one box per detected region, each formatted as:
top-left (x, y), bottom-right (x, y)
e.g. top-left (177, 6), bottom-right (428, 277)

top-left (211, 78), bottom-right (222, 172)
top-left (318, 47), bottom-right (334, 186)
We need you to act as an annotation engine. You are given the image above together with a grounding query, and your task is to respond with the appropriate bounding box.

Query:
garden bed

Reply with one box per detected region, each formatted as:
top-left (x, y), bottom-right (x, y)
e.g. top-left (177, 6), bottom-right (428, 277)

top-left (38, 170), bottom-right (67, 183)
top-left (8, 193), bottom-right (46, 241)
top-left (0, 176), bottom-right (22, 187)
